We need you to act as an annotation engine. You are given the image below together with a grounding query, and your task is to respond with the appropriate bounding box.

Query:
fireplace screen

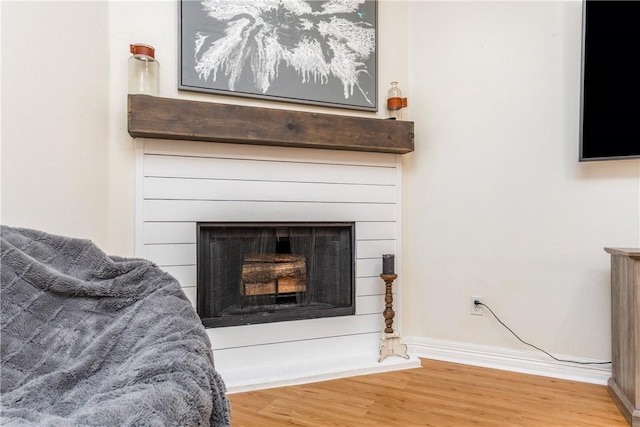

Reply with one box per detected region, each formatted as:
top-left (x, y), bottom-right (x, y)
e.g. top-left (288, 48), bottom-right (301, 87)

top-left (196, 222), bottom-right (355, 328)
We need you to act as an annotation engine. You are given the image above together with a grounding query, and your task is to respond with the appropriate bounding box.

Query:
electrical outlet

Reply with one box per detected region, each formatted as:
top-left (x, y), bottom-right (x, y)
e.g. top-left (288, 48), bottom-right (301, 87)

top-left (470, 296), bottom-right (483, 315)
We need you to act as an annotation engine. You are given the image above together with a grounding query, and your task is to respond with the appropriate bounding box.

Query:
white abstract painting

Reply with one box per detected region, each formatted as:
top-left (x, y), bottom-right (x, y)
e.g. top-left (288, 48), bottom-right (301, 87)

top-left (179, 0), bottom-right (377, 111)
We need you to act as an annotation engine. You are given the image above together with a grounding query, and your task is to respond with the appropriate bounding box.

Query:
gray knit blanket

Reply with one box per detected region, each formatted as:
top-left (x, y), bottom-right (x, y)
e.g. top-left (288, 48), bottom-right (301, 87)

top-left (0, 225), bottom-right (230, 426)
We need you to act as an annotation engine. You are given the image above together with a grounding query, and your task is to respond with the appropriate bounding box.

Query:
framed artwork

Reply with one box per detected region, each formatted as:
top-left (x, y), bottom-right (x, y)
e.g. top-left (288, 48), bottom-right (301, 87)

top-left (178, 0), bottom-right (377, 111)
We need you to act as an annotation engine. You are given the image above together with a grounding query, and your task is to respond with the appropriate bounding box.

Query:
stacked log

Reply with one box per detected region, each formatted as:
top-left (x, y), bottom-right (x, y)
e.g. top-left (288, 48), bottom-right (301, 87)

top-left (241, 253), bottom-right (307, 296)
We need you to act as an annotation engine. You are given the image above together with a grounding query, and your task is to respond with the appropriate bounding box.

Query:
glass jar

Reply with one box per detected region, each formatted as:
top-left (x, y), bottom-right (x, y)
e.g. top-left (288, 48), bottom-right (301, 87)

top-left (387, 81), bottom-right (407, 120)
top-left (128, 44), bottom-right (159, 95)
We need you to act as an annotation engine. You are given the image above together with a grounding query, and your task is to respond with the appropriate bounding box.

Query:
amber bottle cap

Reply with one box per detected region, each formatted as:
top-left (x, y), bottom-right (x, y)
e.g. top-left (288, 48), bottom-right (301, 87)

top-left (130, 43), bottom-right (155, 58)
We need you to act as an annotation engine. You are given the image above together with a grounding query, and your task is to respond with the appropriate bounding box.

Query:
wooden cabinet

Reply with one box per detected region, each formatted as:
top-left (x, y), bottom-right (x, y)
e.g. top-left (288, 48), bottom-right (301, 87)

top-left (605, 247), bottom-right (640, 427)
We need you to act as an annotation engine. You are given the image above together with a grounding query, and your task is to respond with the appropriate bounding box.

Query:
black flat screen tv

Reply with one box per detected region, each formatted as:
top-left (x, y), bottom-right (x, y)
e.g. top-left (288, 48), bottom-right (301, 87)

top-left (579, 0), bottom-right (640, 161)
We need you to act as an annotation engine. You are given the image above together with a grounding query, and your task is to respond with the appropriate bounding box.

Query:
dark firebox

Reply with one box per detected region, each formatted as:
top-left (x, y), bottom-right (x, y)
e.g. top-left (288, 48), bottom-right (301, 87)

top-left (196, 222), bottom-right (355, 328)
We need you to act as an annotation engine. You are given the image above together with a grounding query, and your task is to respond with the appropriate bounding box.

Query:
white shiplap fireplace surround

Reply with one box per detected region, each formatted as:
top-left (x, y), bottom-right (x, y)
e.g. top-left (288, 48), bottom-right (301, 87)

top-left (130, 95), bottom-right (420, 392)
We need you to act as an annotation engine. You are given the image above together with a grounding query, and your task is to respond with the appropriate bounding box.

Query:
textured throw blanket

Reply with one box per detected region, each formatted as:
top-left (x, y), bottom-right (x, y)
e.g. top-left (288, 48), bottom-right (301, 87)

top-left (0, 225), bottom-right (230, 426)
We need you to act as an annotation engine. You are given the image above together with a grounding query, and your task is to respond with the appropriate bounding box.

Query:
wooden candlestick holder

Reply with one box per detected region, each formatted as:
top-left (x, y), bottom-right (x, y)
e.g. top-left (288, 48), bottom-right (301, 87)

top-left (379, 273), bottom-right (409, 362)
top-left (381, 273), bottom-right (398, 333)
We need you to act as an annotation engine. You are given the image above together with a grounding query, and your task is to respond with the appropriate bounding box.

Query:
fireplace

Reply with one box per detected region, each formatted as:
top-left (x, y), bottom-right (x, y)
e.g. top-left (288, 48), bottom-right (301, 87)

top-left (197, 222), bottom-right (355, 328)
top-left (133, 101), bottom-right (416, 388)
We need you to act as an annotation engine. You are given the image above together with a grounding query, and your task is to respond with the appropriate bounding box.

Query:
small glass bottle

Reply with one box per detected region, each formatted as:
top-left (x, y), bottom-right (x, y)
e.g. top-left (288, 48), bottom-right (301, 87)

top-left (387, 81), bottom-right (407, 120)
top-left (128, 43), bottom-right (159, 95)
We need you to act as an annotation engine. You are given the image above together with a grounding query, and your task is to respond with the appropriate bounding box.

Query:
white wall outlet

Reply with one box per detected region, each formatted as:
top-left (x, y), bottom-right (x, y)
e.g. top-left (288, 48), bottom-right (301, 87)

top-left (470, 296), bottom-right (483, 315)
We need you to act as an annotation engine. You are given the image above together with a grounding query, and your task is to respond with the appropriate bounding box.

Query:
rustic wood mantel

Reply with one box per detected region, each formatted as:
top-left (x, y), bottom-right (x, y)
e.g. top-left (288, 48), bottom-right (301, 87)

top-left (127, 95), bottom-right (414, 154)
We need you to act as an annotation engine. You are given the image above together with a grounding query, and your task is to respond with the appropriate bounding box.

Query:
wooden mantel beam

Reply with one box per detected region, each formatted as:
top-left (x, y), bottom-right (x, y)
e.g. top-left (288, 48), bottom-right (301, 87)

top-left (127, 95), bottom-right (414, 154)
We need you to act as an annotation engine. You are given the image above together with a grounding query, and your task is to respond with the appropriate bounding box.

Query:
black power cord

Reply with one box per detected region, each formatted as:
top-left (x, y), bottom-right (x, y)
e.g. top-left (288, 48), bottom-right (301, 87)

top-left (474, 300), bottom-right (611, 365)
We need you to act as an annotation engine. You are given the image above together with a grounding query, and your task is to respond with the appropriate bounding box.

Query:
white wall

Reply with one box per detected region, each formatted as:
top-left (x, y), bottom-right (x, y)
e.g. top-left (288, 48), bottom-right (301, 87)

top-left (403, 0), bottom-right (640, 368)
top-left (1, 1), bottom-right (111, 249)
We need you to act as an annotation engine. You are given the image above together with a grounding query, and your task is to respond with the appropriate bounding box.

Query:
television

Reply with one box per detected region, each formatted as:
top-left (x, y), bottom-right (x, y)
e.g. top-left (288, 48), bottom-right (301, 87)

top-left (579, 0), bottom-right (640, 161)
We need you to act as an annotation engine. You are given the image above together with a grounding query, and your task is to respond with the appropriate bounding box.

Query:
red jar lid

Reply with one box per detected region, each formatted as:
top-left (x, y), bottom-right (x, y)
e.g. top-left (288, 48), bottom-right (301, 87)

top-left (130, 43), bottom-right (155, 58)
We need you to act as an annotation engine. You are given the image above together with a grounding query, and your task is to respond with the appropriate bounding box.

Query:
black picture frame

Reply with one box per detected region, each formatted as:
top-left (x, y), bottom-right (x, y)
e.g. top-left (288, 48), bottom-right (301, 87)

top-left (178, 0), bottom-right (377, 111)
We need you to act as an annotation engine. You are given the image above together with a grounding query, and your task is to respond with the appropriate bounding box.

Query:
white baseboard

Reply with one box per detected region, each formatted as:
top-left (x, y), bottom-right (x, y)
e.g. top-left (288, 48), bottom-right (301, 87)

top-left (404, 336), bottom-right (611, 385)
top-left (221, 336), bottom-right (610, 393)
top-left (223, 352), bottom-right (421, 394)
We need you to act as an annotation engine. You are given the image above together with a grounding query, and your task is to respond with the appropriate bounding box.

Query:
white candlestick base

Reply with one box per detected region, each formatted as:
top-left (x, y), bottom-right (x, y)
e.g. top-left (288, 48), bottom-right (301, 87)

top-left (378, 333), bottom-right (409, 362)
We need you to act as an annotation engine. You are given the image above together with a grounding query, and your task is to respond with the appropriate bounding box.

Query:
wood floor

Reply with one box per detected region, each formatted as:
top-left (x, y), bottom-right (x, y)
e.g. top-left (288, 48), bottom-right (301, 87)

top-left (227, 358), bottom-right (627, 426)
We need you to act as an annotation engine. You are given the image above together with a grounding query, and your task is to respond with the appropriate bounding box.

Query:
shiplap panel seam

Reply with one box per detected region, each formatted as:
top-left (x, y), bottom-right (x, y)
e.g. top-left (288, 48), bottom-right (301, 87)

top-left (208, 313), bottom-right (382, 350)
top-left (144, 178), bottom-right (395, 203)
top-left (143, 200), bottom-right (396, 222)
top-left (143, 140), bottom-right (399, 167)
top-left (144, 155), bottom-right (396, 186)
top-left (144, 153), bottom-right (398, 168)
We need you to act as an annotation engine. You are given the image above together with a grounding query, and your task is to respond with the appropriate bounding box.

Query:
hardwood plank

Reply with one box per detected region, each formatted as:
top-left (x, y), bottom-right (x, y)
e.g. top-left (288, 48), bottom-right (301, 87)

top-left (227, 358), bottom-right (627, 426)
top-left (128, 95), bottom-right (415, 154)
